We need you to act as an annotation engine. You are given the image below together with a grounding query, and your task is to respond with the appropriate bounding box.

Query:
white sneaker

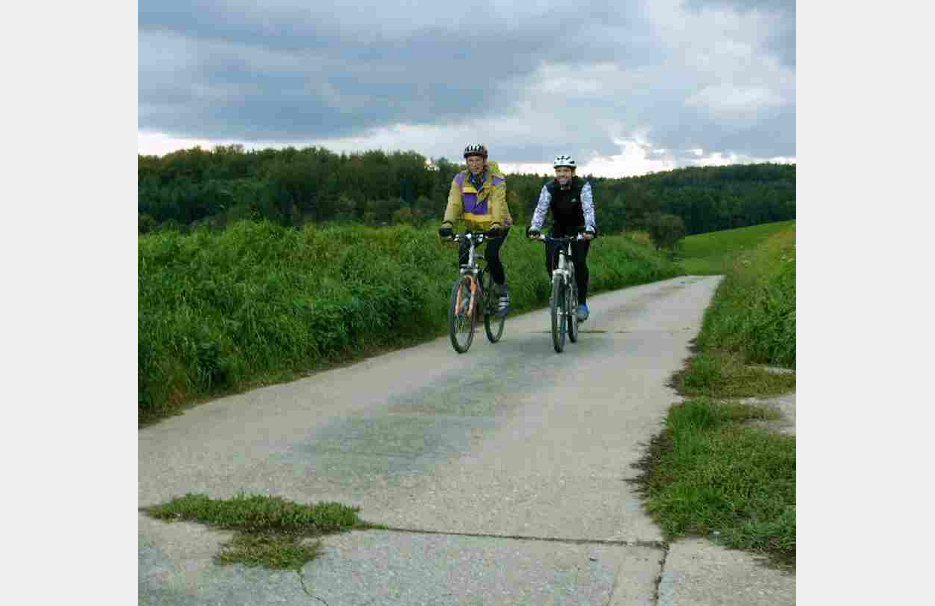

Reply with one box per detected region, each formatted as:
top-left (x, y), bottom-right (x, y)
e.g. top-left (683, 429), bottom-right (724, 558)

top-left (498, 285), bottom-right (510, 316)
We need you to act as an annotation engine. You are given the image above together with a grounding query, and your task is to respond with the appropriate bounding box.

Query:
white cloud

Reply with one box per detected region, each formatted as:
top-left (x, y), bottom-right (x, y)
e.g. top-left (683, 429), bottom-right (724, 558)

top-left (579, 139), bottom-right (679, 177)
top-left (693, 151), bottom-right (795, 167)
top-left (498, 140), bottom-right (676, 179)
top-left (505, 137), bottom-right (794, 179)
top-left (138, 131), bottom-right (217, 156)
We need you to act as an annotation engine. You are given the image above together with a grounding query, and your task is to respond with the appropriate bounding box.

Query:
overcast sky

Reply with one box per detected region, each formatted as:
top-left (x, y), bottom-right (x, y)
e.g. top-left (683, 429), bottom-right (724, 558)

top-left (138, 0), bottom-right (795, 176)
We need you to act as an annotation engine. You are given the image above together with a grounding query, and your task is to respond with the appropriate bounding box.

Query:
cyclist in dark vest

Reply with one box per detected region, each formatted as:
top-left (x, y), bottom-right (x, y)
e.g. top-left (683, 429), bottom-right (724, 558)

top-left (526, 154), bottom-right (597, 321)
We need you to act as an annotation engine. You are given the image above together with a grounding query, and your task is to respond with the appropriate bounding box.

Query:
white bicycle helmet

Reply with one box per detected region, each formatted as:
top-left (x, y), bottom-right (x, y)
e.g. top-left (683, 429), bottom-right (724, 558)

top-left (553, 154), bottom-right (576, 168)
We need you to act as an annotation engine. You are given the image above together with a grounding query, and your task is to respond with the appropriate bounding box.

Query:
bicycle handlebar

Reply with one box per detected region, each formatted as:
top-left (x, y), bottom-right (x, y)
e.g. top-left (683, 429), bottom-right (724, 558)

top-left (445, 230), bottom-right (498, 243)
top-left (529, 233), bottom-right (589, 243)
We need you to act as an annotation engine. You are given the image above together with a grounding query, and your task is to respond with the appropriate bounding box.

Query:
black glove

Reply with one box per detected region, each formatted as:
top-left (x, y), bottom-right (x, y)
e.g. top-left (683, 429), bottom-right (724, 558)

top-left (486, 224), bottom-right (504, 238)
top-left (527, 228), bottom-right (541, 239)
top-left (438, 224), bottom-right (454, 239)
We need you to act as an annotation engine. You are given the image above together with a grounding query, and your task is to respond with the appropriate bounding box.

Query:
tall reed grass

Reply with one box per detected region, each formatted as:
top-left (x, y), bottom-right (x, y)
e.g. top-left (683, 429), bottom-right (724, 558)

top-left (695, 225), bottom-right (796, 368)
top-left (139, 221), bottom-right (679, 422)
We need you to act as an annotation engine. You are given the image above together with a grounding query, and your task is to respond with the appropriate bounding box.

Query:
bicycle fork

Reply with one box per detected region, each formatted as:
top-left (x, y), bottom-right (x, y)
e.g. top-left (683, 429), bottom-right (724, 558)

top-left (557, 254), bottom-right (575, 317)
top-left (555, 255), bottom-right (571, 290)
top-left (456, 273), bottom-right (479, 317)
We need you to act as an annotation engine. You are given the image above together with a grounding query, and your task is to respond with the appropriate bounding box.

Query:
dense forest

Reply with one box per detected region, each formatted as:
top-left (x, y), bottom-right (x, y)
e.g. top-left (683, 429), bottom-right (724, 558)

top-left (138, 145), bottom-right (795, 236)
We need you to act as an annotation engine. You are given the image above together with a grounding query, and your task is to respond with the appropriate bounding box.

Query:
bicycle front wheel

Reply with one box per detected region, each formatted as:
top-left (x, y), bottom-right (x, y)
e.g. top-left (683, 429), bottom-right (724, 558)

top-left (481, 270), bottom-right (505, 343)
top-left (551, 274), bottom-right (566, 353)
top-left (449, 275), bottom-right (476, 353)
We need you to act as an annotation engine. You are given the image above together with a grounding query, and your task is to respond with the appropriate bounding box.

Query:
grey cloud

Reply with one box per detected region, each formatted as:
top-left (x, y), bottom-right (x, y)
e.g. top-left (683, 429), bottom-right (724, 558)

top-left (139, 4), bottom-right (635, 140)
top-left (684, 0), bottom-right (794, 12)
top-left (651, 104), bottom-right (796, 161)
top-left (139, 0), bottom-right (794, 162)
top-left (139, 25), bottom-right (546, 140)
top-left (684, 0), bottom-right (795, 66)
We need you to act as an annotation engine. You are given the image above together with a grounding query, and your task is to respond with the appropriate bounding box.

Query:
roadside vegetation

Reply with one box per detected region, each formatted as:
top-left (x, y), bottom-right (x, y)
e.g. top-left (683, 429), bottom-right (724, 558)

top-left (139, 220), bottom-right (679, 424)
top-left (634, 400), bottom-right (795, 565)
top-left (632, 222), bottom-right (796, 568)
top-left (145, 493), bottom-right (380, 570)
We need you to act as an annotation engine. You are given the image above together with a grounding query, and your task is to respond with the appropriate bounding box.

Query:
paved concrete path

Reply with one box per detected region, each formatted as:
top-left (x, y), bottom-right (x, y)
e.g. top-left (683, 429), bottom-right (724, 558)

top-left (139, 275), bottom-right (794, 604)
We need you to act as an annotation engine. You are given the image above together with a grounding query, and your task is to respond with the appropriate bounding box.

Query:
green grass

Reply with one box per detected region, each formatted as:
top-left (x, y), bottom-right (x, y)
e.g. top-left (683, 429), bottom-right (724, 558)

top-left (216, 533), bottom-right (321, 569)
top-left (634, 221), bottom-right (796, 568)
top-left (146, 493), bottom-right (363, 533)
top-left (677, 220), bottom-right (795, 275)
top-left (671, 351), bottom-right (795, 398)
top-left (139, 220), bottom-right (680, 424)
top-left (695, 226), bottom-right (796, 368)
top-left (631, 398), bottom-right (795, 568)
top-left (145, 493), bottom-right (376, 570)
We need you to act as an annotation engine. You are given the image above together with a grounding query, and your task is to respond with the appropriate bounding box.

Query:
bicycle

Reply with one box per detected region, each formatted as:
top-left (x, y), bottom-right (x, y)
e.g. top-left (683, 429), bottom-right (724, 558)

top-left (444, 231), bottom-right (507, 353)
top-left (530, 232), bottom-right (587, 353)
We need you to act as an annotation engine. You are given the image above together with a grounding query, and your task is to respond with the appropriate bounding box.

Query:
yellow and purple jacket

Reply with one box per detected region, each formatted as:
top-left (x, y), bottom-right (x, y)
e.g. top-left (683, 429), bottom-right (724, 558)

top-left (442, 161), bottom-right (512, 231)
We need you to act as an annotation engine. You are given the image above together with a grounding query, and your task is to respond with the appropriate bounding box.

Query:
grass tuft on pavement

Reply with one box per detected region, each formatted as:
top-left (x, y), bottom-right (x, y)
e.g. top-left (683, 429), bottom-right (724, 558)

top-left (146, 493), bottom-right (371, 570)
top-left (217, 532), bottom-right (322, 570)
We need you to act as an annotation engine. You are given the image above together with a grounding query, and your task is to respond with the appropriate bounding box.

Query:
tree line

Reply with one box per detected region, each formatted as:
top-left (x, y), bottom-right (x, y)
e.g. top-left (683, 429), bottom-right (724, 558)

top-left (139, 145), bottom-right (795, 236)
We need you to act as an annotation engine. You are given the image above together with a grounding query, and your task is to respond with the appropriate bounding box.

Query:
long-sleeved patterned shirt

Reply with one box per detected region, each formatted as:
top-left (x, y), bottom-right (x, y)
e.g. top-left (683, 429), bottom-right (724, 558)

top-left (530, 177), bottom-right (596, 233)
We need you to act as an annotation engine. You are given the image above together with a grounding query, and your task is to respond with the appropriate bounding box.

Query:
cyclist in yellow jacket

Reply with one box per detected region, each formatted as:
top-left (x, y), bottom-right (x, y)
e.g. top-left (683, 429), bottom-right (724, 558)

top-left (439, 144), bottom-right (513, 315)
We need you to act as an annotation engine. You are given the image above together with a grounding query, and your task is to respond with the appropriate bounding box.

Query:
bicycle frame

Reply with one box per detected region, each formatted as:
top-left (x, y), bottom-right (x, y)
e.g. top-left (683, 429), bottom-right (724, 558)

top-left (533, 232), bottom-right (586, 352)
top-left (552, 239), bottom-right (575, 287)
top-left (539, 233), bottom-right (586, 292)
top-left (453, 232), bottom-right (488, 319)
top-left (446, 230), bottom-right (506, 353)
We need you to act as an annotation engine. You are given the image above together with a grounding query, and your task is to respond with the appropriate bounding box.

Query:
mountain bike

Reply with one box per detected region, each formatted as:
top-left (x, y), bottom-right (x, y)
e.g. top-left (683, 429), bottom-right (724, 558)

top-left (531, 233), bottom-right (587, 353)
top-left (444, 231), bottom-right (506, 353)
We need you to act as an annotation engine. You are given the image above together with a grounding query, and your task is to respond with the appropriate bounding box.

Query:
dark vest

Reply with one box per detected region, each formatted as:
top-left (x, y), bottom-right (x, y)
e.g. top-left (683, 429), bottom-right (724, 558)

top-left (545, 177), bottom-right (586, 228)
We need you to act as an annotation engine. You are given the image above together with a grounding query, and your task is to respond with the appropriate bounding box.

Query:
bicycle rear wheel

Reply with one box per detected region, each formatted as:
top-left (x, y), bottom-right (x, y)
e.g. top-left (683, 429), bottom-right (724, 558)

top-left (481, 270), bottom-right (505, 343)
top-left (567, 272), bottom-right (579, 343)
top-left (448, 275), bottom-right (476, 353)
top-left (551, 274), bottom-right (566, 353)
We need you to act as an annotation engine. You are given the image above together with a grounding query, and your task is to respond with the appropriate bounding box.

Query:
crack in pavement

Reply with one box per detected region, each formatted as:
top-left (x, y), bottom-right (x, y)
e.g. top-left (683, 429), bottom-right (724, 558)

top-left (370, 523), bottom-right (668, 550)
top-left (311, 525), bottom-right (671, 605)
top-left (599, 538), bottom-right (671, 606)
top-left (297, 568), bottom-right (329, 605)
top-left (652, 543), bottom-right (671, 606)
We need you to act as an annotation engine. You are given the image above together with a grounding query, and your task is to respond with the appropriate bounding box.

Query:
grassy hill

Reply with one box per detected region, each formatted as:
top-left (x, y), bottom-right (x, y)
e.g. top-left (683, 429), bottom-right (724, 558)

top-left (676, 220), bottom-right (796, 275)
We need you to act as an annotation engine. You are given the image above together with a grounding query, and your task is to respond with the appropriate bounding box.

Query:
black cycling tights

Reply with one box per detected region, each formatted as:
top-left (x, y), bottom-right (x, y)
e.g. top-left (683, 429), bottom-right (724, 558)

top-left (459, 227), bottom-right (510, 286)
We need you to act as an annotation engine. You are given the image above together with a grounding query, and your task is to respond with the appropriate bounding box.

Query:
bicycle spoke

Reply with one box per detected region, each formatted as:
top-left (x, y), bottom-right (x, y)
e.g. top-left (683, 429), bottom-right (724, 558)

top-left (449, 277), bottom-right (476, 353)
top-left (551, 275), bottom-right (566, 353)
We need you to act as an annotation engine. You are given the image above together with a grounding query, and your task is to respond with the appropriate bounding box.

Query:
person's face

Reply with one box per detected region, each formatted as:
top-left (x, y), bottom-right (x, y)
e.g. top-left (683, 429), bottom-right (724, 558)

top-left (466, 155), bottom-right (485, 175)
top-left (555, 166), bottom-right (574, 184)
